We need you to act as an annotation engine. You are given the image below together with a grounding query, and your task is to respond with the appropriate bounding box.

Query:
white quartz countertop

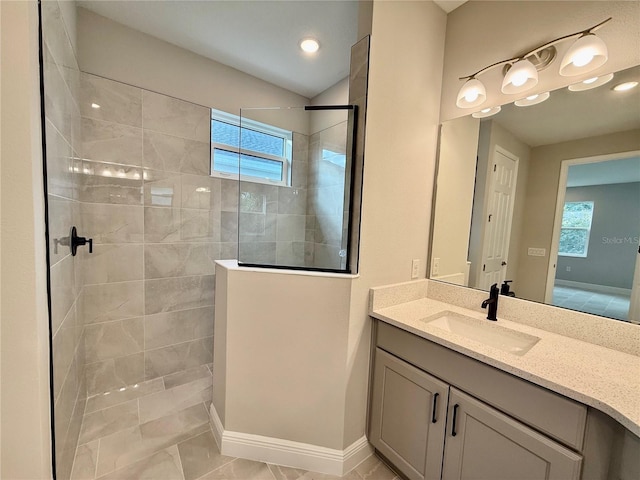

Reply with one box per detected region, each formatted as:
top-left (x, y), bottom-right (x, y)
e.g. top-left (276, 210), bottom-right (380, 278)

top-left (371, 296), bottom-right (640, 436)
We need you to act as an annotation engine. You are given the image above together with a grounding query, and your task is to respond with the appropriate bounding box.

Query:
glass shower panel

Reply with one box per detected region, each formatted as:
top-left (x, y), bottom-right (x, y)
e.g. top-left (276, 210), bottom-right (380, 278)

top-left (237, 106), bottom-right (356, 273)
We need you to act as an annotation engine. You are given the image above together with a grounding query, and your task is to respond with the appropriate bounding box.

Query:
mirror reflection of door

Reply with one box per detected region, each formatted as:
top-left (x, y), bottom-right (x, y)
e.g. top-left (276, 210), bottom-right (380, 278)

top-left (548, 154), bottom-right (640, 323)
top-left (479, 147), bottom-right (519, 290)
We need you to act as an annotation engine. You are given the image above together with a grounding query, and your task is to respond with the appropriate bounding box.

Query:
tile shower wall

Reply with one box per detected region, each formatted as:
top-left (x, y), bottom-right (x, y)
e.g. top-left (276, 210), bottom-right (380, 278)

top-left (306, 121), bottom-right (349, 270)
top-left (78, 73), bottom-right (215, 396)
top-left (236, 132), bottom-right (311, 267)
top-left (41, 1), bottom-right (85, 478)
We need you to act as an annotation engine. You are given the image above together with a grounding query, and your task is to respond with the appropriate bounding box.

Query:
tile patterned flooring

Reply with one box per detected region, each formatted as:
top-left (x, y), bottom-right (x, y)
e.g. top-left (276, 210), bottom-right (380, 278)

top-left (70, 365), bottom-right (397, 480)
top-left (552, 285), bottom-right (631, 321)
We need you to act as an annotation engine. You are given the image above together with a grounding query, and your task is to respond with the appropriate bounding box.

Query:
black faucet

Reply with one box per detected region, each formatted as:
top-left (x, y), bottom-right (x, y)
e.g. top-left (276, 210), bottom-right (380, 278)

top-left (481, 283), bottom-right (499, 321)
top-left (500, 280), bottom-right (516, 297)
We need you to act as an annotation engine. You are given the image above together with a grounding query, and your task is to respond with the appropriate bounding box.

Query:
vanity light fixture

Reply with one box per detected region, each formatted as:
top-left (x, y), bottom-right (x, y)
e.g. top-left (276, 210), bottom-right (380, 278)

top-left (514, 91), bottom-right (550, 107)
top-left (300, 38), bottom-right (320, 54)
top-left (472, 106), bottom-right (501, 118)
top-left (568, 73), bottom-right (614, 91)
top-left (456, 17), bottom-right (611, 109)
top-left (613, 81), bottom-right (639, 92)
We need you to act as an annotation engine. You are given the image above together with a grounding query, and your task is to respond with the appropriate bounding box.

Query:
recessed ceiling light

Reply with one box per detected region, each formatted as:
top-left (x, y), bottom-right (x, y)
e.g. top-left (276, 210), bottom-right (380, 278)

top-left (613, 81), bottom-right (638, 92)
top-left (514, 91), bottom-right (550, 107)
top-left (568, 73), bottom-right (614, 91)
top-left (91, 103), bottom-right (101, 109)
top-left (472, 106), bottom-right (501, 118)
top-left (300, 38), bottom-right (319, 54)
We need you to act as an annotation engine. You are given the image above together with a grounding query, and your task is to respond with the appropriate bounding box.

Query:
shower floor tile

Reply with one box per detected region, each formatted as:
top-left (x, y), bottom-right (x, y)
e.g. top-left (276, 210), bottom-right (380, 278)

top-left (70, 366), bottom-right (398, 480)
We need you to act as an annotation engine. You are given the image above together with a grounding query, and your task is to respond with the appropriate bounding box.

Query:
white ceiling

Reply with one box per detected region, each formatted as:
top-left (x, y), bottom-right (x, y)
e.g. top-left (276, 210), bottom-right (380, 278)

top-left (77, 0), bottom-right (360, 98)
top-left (433, 1), bottom-right (468, 14)
top-left (567, 157), bottom-right (640, 187)
top-left (492, 64), bottom-right (640, 147)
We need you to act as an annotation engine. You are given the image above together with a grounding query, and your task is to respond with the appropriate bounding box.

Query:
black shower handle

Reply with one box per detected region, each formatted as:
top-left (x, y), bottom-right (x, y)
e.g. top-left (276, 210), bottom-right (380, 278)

top-left (68, 226), bottom-right (93, 256)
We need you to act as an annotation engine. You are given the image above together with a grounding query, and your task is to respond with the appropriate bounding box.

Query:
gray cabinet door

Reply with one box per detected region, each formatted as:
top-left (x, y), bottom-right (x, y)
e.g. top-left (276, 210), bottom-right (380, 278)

top-left (370, 348), bottom-right (449, 480)
top-left (442, 388), bottom-right (583, 480)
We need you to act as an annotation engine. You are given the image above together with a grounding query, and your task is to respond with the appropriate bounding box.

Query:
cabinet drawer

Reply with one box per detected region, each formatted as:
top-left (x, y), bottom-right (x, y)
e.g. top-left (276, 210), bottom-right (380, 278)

top-left (376, 321), bottom-right (587, 451)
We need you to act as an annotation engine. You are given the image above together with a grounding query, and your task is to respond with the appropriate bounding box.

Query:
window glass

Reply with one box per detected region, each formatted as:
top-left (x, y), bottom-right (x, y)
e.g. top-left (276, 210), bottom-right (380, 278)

top-left (322, 148), bottom-right (347, 168)
top-left (213, 148), bottom-right (283, 182)
top-left (211, 113), bottom-right (290, 185)
top-left (558, 201), bottom-right (594, 257)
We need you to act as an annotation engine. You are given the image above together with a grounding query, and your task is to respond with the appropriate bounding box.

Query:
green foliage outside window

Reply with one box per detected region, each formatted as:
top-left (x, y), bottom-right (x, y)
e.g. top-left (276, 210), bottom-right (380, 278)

top-left (558, 201), bottom-right (594, 257)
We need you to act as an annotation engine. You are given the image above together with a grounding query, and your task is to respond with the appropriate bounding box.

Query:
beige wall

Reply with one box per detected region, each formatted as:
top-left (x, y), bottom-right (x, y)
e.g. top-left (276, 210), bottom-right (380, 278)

top-left (432, 115), bottom-right (479, 282)
top-left (310, 77), bottom-right (350, 133)
top-left (345, 0), bottom-right (446, 446)
top-left (215, 262), bottom-right (353, 449)
top-left (516, 128), bottom-right (640, 302)
top-left (441, 1), bottom-right (640, 121)
top-left (0, 1), bottom-right (53, 478)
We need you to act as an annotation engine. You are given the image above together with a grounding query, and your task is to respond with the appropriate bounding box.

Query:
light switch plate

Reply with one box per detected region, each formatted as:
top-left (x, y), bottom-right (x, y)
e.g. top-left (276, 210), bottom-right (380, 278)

top-left (528, 247), bottom-right (546, 257)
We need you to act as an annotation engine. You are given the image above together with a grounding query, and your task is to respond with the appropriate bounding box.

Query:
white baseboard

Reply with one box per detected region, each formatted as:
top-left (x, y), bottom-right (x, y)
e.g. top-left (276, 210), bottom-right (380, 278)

top-left (209, 404), bottom-right (372, 476)
top-left (209, 401), bottom-right (224, 450)
top-left (555, 279), bottom-right (631, 296)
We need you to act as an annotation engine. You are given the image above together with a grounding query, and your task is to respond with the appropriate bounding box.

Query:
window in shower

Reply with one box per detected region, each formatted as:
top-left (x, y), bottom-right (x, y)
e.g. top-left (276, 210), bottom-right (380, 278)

top-left (236, 105), bottom-right (358, 274)
top-left (211, 109), bottom-right (292, 186)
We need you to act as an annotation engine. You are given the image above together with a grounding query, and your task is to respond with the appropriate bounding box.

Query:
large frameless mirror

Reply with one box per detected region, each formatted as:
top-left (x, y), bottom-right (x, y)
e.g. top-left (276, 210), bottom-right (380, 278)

top-left (430, 64), bottom-right (640, 323)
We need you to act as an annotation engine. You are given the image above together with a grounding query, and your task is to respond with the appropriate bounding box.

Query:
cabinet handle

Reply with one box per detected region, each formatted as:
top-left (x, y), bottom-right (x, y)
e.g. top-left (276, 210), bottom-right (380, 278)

top-left (431, 392), bottom-right (439, 423)
top-left (451, 404), bottom-right (459, 437)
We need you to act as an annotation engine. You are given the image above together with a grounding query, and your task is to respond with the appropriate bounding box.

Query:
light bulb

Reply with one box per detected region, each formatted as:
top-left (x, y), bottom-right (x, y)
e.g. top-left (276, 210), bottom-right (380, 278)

top-left (502, 59), bottom-right (538, 94)
top-left (300, 38), bottom-right (319, 53)
top-left (456, 78), bottom-right (486, 108)
top-left (560, 33), bottom-right (608, 76)
top-left (511, 72), bottom-right (528, 87)
top-left (472, 106), bottom-right (501, 118)
top-left (613, 81), bottom-right (638, 92)
top-left (465, 90), bottom-right (479, 102)
top-left (515, 91), bottom-right (550, 107)
top-left (572, 51), bottom-right (594, 68)
top-left (568, 73), bottom-right (614, 91)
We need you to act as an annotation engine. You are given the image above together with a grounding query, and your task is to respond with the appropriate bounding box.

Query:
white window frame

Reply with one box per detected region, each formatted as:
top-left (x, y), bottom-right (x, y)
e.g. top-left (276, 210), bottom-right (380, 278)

top-left (558, 201), bottom-right (594, 258)
top-left (210, 109), bottom-right (292, 187)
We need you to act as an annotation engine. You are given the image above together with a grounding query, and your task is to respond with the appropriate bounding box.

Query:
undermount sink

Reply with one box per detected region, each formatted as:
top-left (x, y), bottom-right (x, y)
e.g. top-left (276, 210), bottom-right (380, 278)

top-left (424, 311), bottom-right (540, 356)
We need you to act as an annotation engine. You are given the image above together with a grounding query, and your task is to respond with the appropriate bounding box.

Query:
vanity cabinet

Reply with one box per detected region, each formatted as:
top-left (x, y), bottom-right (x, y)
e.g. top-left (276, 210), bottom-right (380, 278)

top-left (441, 388), bottom-right (581, 479)
top-left (370, 349), bottom-right (448, 480)
top-left (369, 322), bottom-right (587, 480)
